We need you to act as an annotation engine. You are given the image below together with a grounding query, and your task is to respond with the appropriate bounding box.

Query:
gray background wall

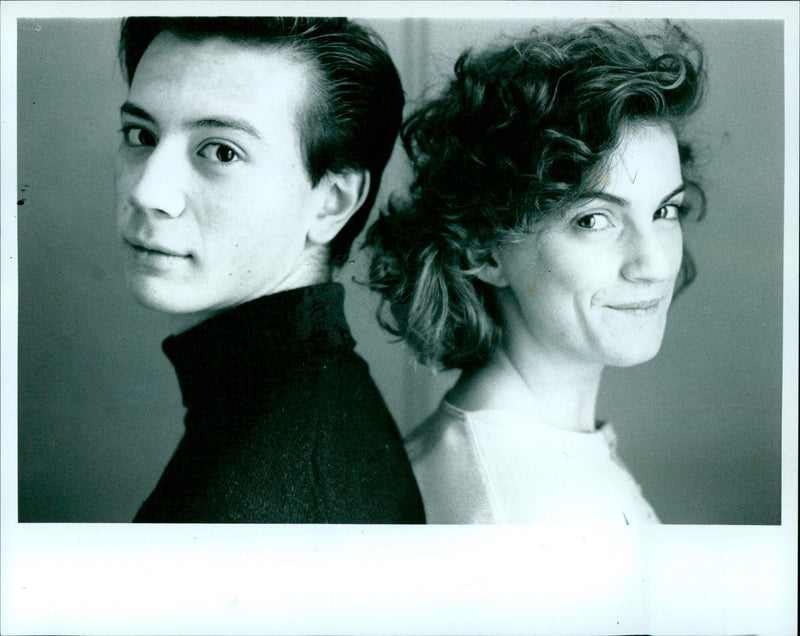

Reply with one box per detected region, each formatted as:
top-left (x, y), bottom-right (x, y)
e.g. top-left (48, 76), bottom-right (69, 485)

top-left (15, 18), bottom-right (784, 523)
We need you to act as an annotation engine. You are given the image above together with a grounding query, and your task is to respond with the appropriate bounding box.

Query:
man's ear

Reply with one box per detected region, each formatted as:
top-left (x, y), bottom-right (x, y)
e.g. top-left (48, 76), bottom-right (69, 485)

top-left (307, 170), bottom-right (370, 245)
top-left (473, 249), bottom-right (511, 288)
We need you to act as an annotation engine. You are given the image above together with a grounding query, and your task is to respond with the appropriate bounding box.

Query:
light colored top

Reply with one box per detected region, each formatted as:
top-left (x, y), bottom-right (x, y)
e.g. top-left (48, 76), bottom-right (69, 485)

top-left (404, 400), bottom-right (659, 525)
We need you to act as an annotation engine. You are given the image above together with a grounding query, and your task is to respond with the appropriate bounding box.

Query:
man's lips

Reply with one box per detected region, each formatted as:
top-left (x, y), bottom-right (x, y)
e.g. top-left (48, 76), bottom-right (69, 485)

top-left (124, 238), bottom-right (191, 258)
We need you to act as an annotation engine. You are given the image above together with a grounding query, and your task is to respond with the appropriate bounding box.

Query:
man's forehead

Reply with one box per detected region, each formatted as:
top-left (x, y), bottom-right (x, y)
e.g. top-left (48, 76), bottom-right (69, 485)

top-left (134, 31), bottom-right (313, 89)
top-left (129, 32), bottom-right (315, 125)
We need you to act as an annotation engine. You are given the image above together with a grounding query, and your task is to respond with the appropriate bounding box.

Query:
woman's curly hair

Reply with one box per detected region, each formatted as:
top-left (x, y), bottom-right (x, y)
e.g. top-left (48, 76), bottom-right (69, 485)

top-left (366, 21), bottom-right (706, 371)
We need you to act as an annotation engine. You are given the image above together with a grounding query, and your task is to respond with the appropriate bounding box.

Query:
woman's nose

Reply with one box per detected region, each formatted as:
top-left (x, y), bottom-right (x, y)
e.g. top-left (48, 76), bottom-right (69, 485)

top-left (620, 225), bottom-right (682, 283)
top-left (128, 142), bottom-right (187, 218)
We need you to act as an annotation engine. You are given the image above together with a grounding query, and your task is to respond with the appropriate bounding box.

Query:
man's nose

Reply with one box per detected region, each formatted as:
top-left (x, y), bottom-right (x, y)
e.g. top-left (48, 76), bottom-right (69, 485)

top-left (620, 225), bottom-right (681, 283)
top-left (129, 141), bottom-right (187, 218)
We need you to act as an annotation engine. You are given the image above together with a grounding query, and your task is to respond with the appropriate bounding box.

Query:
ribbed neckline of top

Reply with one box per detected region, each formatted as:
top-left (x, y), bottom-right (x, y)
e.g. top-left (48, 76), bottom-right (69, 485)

top-left (162, 282), bottom-right (354, 409)
top-left (437, 400), bottom-right (609, 438)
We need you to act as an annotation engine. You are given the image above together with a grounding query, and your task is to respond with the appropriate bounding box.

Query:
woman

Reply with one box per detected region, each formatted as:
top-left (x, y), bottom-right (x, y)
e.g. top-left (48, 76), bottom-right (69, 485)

top-left (366, 22), bottom-right (706, 524)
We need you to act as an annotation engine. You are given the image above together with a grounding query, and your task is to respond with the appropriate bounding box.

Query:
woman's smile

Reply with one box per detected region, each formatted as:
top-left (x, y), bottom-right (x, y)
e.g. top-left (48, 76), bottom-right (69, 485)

top-left (602, 298), bottom-right (664, 316)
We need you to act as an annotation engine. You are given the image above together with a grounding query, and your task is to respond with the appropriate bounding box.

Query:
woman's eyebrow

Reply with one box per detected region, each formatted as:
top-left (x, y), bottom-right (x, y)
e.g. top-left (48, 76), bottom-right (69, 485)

top-left (658, 184), bottom-right (686, 206)
top-left (578, 191), bottom-right (628, 207)
top-left (577, 183), bottom-right (686, 208)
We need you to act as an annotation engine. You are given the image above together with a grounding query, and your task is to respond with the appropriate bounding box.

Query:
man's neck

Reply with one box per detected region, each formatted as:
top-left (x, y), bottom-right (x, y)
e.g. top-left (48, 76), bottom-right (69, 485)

top-left (168, 244), bottom-right (333, 335)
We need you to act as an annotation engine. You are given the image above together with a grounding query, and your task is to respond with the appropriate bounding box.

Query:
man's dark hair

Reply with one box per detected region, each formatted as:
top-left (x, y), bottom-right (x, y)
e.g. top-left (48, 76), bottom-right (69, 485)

top-left (119, 16), bottom-right (404, 267)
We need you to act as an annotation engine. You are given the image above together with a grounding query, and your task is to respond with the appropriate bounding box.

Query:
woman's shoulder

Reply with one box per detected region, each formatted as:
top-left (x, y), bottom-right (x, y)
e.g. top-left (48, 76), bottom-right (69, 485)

top-left (403, 351), bottom-right (551, 456)
top-left (403, 398), bottom-right (500, 523)
top-left (404, 399), bottom-right (469, 458)
top-left (403, 390), bottom-right (539, 477)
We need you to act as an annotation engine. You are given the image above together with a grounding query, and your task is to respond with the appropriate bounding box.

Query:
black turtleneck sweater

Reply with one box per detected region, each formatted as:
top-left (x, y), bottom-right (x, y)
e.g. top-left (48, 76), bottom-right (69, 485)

top-left (133, 283), bottom-right (425, 523)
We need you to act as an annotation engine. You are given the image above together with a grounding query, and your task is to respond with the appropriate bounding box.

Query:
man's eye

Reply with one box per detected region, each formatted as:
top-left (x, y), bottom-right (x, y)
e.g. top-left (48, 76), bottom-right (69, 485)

top-left (198, 143), bottom-right (240, 164)
top-left (122, 126), bottom-right (156, 147)
top-left (575, 213), bottom-right (611, 230)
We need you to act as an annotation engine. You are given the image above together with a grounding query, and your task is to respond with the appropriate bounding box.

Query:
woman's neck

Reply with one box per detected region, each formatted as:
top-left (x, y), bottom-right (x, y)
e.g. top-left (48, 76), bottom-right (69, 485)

top-left (449, 341), bottom-right (604, 433)
top-left (506, 339), bottom-right (603, 432)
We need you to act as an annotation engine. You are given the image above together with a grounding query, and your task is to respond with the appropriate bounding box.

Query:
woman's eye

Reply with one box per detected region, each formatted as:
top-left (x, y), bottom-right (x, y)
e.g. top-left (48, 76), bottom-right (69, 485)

top-left (122, 126), bottom-right (156, 147)
top-left (655, 203), bottom-right (682, 221)
top-left (198, 143), bottom-right (240, 164)
top-left (575, 213), bottom-right (611, 230)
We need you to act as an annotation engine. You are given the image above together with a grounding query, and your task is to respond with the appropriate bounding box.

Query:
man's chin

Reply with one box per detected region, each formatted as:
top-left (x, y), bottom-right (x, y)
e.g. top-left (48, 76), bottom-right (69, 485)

top-left (126, 279), bottom-right (193, 315)
top-left (126, 280), bottom-right (226, 332)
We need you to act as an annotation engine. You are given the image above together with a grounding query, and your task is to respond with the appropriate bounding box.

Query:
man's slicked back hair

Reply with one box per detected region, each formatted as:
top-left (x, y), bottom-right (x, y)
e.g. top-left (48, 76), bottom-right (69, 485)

top-left (119, 17), bottom-right (404, 266)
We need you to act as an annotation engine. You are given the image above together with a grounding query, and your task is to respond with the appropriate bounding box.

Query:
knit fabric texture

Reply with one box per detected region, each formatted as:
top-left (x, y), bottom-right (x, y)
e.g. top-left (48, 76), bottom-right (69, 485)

top-left (134, 282), bottom-right (425, 524)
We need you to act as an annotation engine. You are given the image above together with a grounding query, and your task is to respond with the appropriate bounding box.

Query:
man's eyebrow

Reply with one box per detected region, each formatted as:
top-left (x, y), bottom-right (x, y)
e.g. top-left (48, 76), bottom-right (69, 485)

top-left (578, 184), bottom-right (685, 208)
top-left (188, 117), bottom-right (262, 140)
top-left (120, 102), bottom-right (155, 123)
top-left (120, 102), bottom-right (262, 140)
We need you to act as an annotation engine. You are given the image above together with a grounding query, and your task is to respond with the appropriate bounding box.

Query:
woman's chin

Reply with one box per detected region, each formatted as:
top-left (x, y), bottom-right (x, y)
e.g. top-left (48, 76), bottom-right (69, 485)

top-left (604, 342), bottom-right (664, 368)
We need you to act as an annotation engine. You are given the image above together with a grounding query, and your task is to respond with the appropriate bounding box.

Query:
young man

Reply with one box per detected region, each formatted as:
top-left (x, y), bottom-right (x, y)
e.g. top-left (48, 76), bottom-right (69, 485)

top-left (115, 17), bottom-right (424, 523)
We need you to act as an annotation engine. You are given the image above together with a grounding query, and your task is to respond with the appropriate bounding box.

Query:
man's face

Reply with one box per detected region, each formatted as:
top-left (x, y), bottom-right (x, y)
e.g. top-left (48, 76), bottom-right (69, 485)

top-left (115, 32), bottom-right (329, 315)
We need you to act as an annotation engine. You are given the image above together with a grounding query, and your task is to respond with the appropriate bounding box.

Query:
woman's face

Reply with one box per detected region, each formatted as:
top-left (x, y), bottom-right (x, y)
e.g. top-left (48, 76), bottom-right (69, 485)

top-left (495, 122), bottom-right (685, 369)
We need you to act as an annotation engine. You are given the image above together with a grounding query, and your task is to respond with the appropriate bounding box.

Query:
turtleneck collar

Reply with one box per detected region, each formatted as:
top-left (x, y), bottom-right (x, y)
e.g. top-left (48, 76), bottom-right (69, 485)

top-left (162, 282), bottom-right (354, 409)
